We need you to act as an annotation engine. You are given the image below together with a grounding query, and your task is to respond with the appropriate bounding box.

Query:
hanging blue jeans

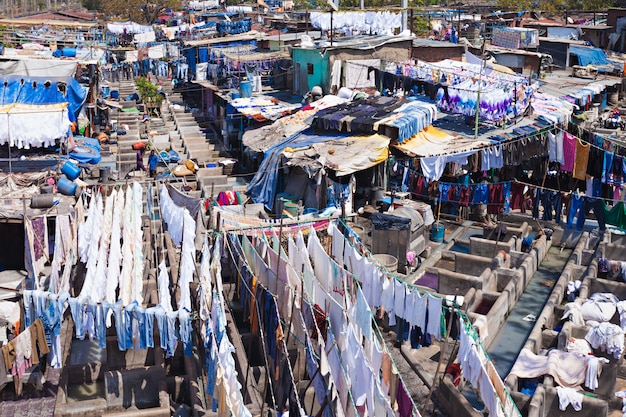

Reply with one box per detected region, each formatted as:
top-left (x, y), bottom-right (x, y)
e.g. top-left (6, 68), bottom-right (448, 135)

top-left (124, 301), bottom-right (139, 350)
top-left (576, 198), bottom-right (606, 231)
top-left (165, 311), bottom-right (179, 358)
top-left (567, 194), bottom-right (584, 228)
top-left (94, 302), bottom-right (107, 349)
top-left (138, 306), bottom-right (155, 349)
top-left (153, 305), bottom-right (169, 351)
top-left (104, 300), bottom-right (126, 351)
top-left (68, 296), bottom-right (87, 339)
top-left (23, 290), bottom-right (34, 327)
top-left (179, 309), bottom-right (192, 356)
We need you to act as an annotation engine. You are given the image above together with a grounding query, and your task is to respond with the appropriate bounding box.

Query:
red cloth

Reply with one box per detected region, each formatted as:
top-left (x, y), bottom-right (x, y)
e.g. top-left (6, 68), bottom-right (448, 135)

top-left (488, 183), bottom-right (504, 215)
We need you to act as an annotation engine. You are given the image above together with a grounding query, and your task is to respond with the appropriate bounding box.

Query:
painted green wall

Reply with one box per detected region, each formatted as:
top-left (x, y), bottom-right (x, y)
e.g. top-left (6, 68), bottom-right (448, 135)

top-left (292, 48), bottom-right (330, 94)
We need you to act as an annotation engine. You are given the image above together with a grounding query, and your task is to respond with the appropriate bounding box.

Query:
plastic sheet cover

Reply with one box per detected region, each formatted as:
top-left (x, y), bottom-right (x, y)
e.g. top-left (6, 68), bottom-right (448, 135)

top-left (0, 75), bottom-right (87, 121)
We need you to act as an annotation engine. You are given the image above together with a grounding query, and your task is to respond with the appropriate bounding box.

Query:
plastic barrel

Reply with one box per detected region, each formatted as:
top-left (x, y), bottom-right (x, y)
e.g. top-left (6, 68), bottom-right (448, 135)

top-left (30, 194), bottom-right (55, 209)
top-left (431, 222), bottom-right (445, 243)
top-left (62, 47), bottom-right (76, 57)
top-left (100, 166), bottom-right (111, 182)
top-left (240, 81), bottom-right (252, 98)
top-left (61, 160), bottom-right (81, 180)
top-left (57, 176), bottom-right (77, 196)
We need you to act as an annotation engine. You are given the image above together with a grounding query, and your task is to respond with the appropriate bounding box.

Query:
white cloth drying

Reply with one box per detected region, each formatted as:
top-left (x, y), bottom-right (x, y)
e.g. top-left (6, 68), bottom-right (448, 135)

top-left (556, 386), bottom-right (583, 411)
top-left (585, 356), bottom-right (609, 390)
top-left (585, 322), bottom-right (625, 359)
top-left (581, 297), bottom-right (617, 323)
top-left (562, 302), bottom-right (585, 325)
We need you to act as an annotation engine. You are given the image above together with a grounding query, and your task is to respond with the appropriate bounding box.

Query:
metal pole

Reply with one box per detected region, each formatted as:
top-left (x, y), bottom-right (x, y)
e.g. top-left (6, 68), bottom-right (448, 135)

top-left (330, 10), bottom-right (333, 46)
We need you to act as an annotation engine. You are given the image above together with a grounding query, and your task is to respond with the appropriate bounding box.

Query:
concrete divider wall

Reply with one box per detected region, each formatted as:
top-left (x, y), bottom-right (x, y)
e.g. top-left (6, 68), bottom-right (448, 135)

top-left (469, 236), bottom-right (516, 257)
top-left (438, 376), bottom-right (483, 417)
top-left (598, 242), bottom-right (626, 261)
top-left (444, 251), bottom-right (495, 276)
top-left (436, 268), bottom-right (492, 295)
top-left (528, 385), bottom-right (608, 417)
top-left (504, 233), bottom-right (588, 393)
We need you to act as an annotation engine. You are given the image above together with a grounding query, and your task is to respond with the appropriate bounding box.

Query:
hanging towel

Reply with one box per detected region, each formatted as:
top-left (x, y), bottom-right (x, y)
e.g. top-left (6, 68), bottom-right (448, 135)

top-left (573, 139), bottom-right (590, 180)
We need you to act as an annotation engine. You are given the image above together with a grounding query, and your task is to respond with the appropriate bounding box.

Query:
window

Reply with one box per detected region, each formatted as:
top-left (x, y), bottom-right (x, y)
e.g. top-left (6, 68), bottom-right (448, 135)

top-left (307, 63), bottom-right (314, 75)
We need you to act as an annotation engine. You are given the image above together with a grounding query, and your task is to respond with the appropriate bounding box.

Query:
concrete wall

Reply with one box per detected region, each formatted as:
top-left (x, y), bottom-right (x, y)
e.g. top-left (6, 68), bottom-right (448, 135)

top-left (438, 376), bottom-right (482, 417)
top-left (528, 385), bottom-right (608, 417)
top-left (469, 236), bottom-right (516, 257)
top-left (598, 242), bottom-right (626, 261)
top-left (436, 267), bottom-right (493, 295)
top-left (411, 45), bottom-right (465, 62)
top-left (505, 233), bottom-right (587, 393)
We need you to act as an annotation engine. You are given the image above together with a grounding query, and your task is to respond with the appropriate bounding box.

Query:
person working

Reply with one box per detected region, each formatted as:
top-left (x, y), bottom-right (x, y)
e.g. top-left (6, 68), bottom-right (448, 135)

top-left (136, 148), bottom-right (147, 172)
top-left (149, 150), bottom-right (159, 178)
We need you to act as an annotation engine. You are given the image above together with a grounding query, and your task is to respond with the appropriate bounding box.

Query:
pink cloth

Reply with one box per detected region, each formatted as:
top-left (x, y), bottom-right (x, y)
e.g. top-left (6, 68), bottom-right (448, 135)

top-left (561, 132), bottom-right (576, 172)
top-left (406, 251), bottom-right (416, 265)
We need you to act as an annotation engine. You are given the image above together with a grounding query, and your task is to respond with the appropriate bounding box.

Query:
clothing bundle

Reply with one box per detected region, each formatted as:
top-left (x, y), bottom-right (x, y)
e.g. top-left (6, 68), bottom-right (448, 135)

top-left (597, 257), bottom-right (626, 281)
top-left (0, 318), bottom-right (49, 383)
top-left (586, 322), bottom-right (625, 359)
top-left (312, 95), bottom-right (436, 142)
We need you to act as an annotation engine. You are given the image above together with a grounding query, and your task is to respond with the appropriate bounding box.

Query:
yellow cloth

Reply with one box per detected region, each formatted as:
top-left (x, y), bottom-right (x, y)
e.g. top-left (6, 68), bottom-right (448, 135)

top-left (573, 139), bottom-right (590, 180)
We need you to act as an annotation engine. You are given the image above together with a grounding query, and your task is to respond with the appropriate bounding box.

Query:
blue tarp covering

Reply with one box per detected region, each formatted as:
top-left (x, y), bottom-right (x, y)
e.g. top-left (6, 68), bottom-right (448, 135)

top-left (0, 75), bottom-right (87, 121)
top-left (570, 46), bottom-right (620, 71)
top-left (247, 128), bottom-right (352, 211)
top-left (69, 136), bottom-right (101, 164)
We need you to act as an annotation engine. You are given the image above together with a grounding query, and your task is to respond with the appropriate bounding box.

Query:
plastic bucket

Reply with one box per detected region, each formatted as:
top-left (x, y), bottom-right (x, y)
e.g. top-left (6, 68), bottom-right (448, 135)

top-left (231, 91), bottom-right (240, 100)
top-left (431, 222), bottom-right (445, 243)
top-left (57, 176), bottom-right (77, 196)
top-left (240, 81), bottom-right (252, 98)
top-left (61, 160), bottom-right (81, 180)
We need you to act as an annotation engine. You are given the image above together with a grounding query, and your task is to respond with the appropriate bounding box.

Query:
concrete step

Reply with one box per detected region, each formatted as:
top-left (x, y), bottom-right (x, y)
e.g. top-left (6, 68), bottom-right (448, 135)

top-left (196, 167), bottom-right (224, 177)
top-left (185, 143), bottom-right (214, 152)
top-left (198, 175), bottom-right (229, 187)
top-left (188, 150), bottom-right (220, 161)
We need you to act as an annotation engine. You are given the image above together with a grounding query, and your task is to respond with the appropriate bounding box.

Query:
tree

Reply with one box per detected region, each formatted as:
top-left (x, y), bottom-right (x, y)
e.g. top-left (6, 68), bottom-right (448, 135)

top-left (99, 0), bottom-right (180, 24)
top-left (81, 0), bottom-right (102, 11)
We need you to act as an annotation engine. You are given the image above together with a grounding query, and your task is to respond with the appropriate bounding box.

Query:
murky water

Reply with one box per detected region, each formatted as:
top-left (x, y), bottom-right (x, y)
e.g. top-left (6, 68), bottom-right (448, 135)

top-left (450, 242), bottom-right (470, 254)
top-left (486, 246), bottom-right (572, 378)
top-left (66, 381), bottom-right (105, 402)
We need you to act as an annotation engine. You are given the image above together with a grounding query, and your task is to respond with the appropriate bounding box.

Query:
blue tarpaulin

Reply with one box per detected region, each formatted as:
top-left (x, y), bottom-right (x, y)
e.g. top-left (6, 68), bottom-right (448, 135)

top-left (0, 75), bottom-right (87, 121)
top-left (570, 46), bottom-right (620, 71)
top-left (69, 136), bottom-right (101, 164)
top-left (247, 128), bottom-right (352, 211)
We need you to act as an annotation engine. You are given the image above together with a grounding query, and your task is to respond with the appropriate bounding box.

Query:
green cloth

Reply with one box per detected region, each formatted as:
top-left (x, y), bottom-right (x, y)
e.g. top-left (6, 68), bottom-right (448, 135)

top-left (120, 107), bottom-right (140, 113)
top-left (603, 201), bottom-right (626, 229)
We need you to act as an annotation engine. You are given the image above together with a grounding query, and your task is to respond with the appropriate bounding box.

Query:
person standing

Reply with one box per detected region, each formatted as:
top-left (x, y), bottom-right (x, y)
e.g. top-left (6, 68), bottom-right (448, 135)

top-left (149, 150), bottom-right (159, 178)
top-left (136, 148), bottom-right (147, 172)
